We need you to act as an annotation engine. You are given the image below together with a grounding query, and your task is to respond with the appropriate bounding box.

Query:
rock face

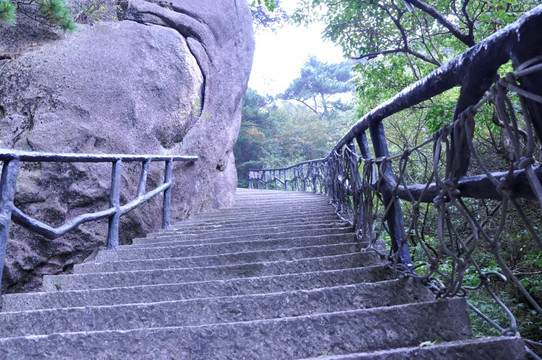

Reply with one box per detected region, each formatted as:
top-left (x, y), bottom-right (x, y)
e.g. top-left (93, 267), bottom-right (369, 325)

top-left (0, 0), bottom-right (254, 292)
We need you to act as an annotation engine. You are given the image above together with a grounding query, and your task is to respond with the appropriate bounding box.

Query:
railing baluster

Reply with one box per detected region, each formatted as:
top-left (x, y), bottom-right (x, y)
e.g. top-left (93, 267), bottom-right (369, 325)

top-left (369, 122), bottom-right (412, 266)
top-left (107, 160), bottom-right (122, 250)
top-left (0, 158), bottom-right (19, 298)
top-left (137, 159), bottom-right (151, 197)
top-left (162, 159), bottom-right (173, 230)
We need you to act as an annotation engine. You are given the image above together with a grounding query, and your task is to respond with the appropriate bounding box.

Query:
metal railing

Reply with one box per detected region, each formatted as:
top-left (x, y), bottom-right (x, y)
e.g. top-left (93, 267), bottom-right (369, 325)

top-left (249, 5), bottom-right (542, 357)
top-left (0, 149), bottom-right (197, 295)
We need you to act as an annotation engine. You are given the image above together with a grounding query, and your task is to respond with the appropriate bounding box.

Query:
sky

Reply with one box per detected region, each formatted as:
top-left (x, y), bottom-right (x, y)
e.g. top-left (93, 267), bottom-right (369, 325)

top-left (247, 0), bottom-right (346, 96)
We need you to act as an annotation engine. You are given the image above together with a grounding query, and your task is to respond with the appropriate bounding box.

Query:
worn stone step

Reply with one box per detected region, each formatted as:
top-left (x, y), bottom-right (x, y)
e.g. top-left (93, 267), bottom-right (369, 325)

top-left (43, 253), bottom-right (381, 291)
top-left (147, 226), bottom-right (354, 243)
top-left (76, 243), bottom-right (372, 273)
top-left (155, 220), bottom-right (351, 236)
top-left (0, 298), bottom-right (472, 359)
top-left (130, 233), bottom-right (357, 253)
top-left (298, 336), bottom-right (526, 360)
top-left (166, 216), bottom-right (346, 232)
top-left (187, 204), bottom-right (335, 214)
top-left (3, 266), bottom-right (395, 311)
top-left (116, 234), bottom-right (359, 259)
top-left (185, 211), bottom-right (340, 224)
top-left (0, 280), bottom-right (432, 338)
top-left (133, 228), bottom-right (355, 247)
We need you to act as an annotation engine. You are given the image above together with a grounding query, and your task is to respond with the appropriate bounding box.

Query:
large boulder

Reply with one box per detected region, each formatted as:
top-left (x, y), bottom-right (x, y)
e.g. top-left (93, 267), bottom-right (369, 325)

top-left (0, 0), bottom-right (254, 292)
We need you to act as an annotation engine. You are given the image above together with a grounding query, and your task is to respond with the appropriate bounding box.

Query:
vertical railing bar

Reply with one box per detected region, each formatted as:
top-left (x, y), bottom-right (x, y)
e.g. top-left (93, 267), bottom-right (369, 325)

top-left (137, 159), bottom-right (151, 197)
top-left (107, 159), bottom-right (122, 250)
top-left (0, 158), bottom-right (19, 302)
top-left (162, 159), bottom-right (173, 230)
top-left (369, 121), bottom-right (412, 266)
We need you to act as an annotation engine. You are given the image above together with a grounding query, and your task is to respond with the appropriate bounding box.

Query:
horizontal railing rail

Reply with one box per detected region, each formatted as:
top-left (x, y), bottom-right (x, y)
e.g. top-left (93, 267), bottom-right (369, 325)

top-left (249, 5), bottom-right (542, 356)
top-left (0, 149), bottom-right (197, 298)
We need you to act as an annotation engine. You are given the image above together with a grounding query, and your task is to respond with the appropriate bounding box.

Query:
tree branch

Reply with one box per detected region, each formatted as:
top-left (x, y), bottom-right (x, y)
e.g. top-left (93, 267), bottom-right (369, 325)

top-left (406, 0), bottom-right (475, 47)
top-left (351, 47), bottom-right (440, 66)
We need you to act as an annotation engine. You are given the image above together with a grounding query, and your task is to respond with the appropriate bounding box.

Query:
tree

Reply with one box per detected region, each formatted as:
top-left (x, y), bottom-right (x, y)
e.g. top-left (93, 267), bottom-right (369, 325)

top-left (250, 0), bottom-right (287, 31)
top-left (234, 88), bottom-right (276, 184)
top-left (0, 0), bottom-right (75, 31)
top-left (292, 0), bottom-right (537, 80)
top-left (281, 57), bottom-right (354, 119)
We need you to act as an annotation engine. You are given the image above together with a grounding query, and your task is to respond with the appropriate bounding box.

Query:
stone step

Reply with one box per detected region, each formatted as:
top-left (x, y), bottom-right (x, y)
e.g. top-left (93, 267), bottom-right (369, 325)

top-left (167, 216), bottom-right (346, 231)
top-left (147, 226), bottom-right (354, 243)
top-left (130, 232), bottom-right (357, 250)
top-left (43, 253), bottom-right (381, 291)
top-left (185, 211), bottom-right (340, 223)
top-left (104, 234), bottom-right (361, 261)
top-left (3, 266), bottom-right (395, 311)
top-left (0, 298), bottom-right (472, 359)
top-left (0, 280), bottom-right (433, 338)
top-left (133, 228), bottom-right (355, 247)
top-left (155, 220), bottom-right (351, 236)
top-left (298, 337), bottom-right (526, 360)
top-left (75, 243), bottom-right (374, 273)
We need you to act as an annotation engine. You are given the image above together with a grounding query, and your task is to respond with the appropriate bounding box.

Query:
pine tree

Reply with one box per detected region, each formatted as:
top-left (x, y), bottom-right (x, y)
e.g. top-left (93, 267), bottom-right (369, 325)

top-left (0, 0), bottom-right (75, 31)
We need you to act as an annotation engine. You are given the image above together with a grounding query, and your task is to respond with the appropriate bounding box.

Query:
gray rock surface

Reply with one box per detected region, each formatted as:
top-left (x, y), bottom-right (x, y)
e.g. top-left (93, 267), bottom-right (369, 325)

top-left (0, 0), bottom-right (254, 292)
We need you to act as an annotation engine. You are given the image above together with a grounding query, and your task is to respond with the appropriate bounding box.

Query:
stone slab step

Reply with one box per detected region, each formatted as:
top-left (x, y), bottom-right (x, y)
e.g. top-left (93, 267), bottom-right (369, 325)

top-left (114, 234), bottom-right (359, 259)
top-left (298, 336), bottom-right (526, 360)
top-left (155, 220), bottom-right (351, 236)
top-left (131, 233), bottom-right (358, 253)
top-left (0, 298), bottom-right (472, 359)
top-left (185, 212), bottom-right (340, 224)
top-left (76, 243), bottom-right (373, 273)
top-left (132, 230), bottom-right (356, 248)
top-left (43, 253), bottom-right (382, 291)
top-left (0, 280), bottom-right (433, 338)
top-left (3, 267), bottom-right (395, 311)
top-left (167, 216), bottom-right (347, 232)
top-left (146, 226), bottom-right (354, 243)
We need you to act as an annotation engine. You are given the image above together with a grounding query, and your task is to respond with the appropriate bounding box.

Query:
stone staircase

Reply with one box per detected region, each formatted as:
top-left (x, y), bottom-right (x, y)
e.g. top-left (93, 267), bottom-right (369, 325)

top-left (0, 188), bottom-right (525, 359)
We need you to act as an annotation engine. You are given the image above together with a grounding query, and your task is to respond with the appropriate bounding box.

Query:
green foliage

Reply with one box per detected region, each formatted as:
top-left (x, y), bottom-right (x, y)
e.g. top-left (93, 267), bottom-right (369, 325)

top-left (1, 0), bottom-right (75, 30)
top-left (292, 0), bottom-right (538, 132)
top-left (235, 86), bottom-right (356, 187)
top-left (71, 0), bottom-right (119, 23)
top-left (0, 0), bottom-right (16, 25)
top-left (37, 0), bottom-right (75, 31)
top-left (281, 57), bottom-right (354, 119)
top-left (250, 0), bottom-right (287, 30)
top-left (251, 0), bottom-right (276, 12)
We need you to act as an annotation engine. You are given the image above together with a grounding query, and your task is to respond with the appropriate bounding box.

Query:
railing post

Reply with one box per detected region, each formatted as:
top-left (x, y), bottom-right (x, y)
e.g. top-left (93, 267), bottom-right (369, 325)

top-left (347, 142), bottom-right (362, 228)
top-left (162, 159), bottom-right (173, 230)
top-left (284, 169), bottom-right (289, 190)
top-left (106, 160), bottom-right (122, 250)
top-left (302, 164), bottom-right (307, 192)
top-left (0, 158), bottom-right (19, 300)
top-left (274, 170), bottom-right (277, 190)
top-left (137, 159), bottom-right (151, 197)
top-left (294, 167), bottom-right (299, 191)
top-left (355, 133), bottom-right (374, 241)
top-left (369, 122), bottom-right (412, 266)
top-left (262, 171), bottom-right (266, 190)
